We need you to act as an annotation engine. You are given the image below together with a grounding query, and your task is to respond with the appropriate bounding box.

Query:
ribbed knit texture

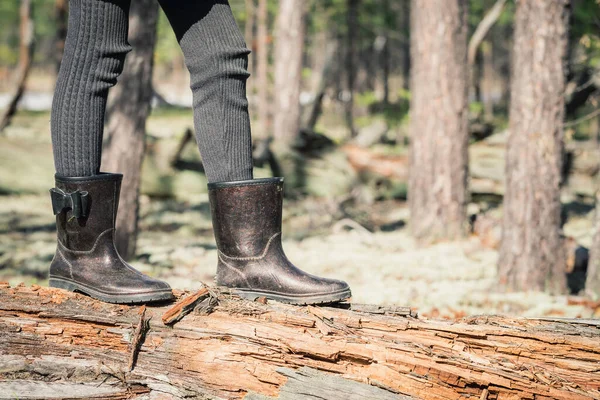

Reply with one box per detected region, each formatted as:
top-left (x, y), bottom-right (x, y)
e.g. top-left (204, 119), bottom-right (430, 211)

top-left (158, 0), bottom-right (254, 182)
top-left (51, 0), bottom-right (131, 177)
top-left (52, 0), bottom-right (254, 183)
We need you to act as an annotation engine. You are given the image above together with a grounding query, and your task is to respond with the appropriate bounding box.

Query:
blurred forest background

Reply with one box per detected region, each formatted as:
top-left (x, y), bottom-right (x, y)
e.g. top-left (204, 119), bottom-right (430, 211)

top-left (1, 0), bottom-right (600, 318)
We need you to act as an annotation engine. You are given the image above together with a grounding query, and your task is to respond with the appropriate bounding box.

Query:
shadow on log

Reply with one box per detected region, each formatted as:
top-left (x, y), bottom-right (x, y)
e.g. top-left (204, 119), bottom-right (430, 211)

top-left (1, 283), bottom-right (599, 399)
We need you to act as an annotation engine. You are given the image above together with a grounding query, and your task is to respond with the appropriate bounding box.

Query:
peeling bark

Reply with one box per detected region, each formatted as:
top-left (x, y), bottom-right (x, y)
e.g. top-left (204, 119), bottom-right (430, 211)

top-left (1, 284), bottom-right (599, 399)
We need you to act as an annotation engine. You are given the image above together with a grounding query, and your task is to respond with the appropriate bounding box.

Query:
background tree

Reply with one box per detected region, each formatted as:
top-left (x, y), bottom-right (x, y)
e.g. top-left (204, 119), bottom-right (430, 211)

top-left (344, 0), bottom-right (359, 138)
top-left (256, 0), bottom-right (269, 138)
top-left (0, 0), bottom-right (34, 133)
top-left (101, 0), bottom-right (159, 261)
top-left (244, 0), bottom-right (255, 109)
top-left (498, 0), bottom-right (570, 294)
top-left (408, 0), bottom-right (469, 242)
top-left (587, 176), bottom-right (600, 298)
top-left (53, 0), bottom-right (67, 74)
top-left (273, 0), bottom-right (306, 149)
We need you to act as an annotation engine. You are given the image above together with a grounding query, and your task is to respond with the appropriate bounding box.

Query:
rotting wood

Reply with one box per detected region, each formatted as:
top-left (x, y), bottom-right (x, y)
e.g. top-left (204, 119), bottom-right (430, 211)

top-left (128, 305), bottom-right (148, 371)
top-left (162, 287), bottom-right (210, 325)
top-left (1, 284), bottom-right (599, 400)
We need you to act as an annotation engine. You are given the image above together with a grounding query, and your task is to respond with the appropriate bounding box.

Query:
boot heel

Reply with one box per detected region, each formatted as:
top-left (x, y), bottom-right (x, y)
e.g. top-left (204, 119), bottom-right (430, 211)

top-left (49, 277), bottom-right (78, 292)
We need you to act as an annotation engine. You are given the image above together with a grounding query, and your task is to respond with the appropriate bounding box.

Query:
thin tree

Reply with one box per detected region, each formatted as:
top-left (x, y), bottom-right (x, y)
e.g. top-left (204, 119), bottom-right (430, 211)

top-left (101, 0), bottom-right (158, 261)
top-left (256, 0), bottom-right (269, 138)
top-left (399, 0), bottom-right (410, 92)
top-left (345, 0), bottom-right (359, 138)
top-left (467, 0), bottom-right (507, 67)
top-left (587, 187), bottom-right (600, 298)
top-left (244, 0), bottom-right (255, 104)
top-left (498, 0), bottom-right (570, 293)
top-left (54, 0), bottom-right (68, 74)
top-left (273, 0), bottom-right (306, 149)
top-left (0, 0), bottom-right (34, 133)
top-left (467, 0), bottom-right (507, 116)
top-left (408, 0), bottom-right (469, 242)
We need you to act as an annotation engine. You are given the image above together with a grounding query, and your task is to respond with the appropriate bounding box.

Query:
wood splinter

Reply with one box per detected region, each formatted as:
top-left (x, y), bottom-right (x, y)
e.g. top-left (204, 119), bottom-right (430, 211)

top-left (161, 287), bottom-right (211, 325)
top-left (127, 305), bottom-right (148, 371)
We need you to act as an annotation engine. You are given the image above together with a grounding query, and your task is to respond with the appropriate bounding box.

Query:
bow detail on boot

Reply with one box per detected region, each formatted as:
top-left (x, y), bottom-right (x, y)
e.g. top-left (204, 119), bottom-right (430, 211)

top-left (49, 188), bottom-right (90, 218)
top-left (49, 173), bottom-right (174, 304)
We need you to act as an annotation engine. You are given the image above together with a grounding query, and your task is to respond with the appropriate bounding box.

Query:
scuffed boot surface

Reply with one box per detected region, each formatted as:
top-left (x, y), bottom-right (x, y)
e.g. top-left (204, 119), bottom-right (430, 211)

top-left (208, 178), bottom-right (351, 305)
top-left (49, 173), bottom-right (174, 304)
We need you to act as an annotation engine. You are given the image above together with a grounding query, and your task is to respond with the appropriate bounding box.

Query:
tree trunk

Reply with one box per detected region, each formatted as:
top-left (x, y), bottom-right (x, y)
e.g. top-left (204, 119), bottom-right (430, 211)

top-left (400, 0), bottom-right (411, 92)
top-left (408, 0), bottom-right (469, 242)
top-left (344, 0), bottom-right (359, 138)
top-left (587, 180), bottom-right (600, 298)
top-left (0, 0), bottom-right (34, 133)
top-left (256, 0), bottom-right (270, 138)
top-left (101, 0), bottom-right (158, 261)
top-left (54, 0), bottom-right (68, 74)
top-left (2, 284), bottom-right (600, 400)
top-left (467, 0), bottom-right (507, 67)
top-left (305, 41), bottom-right (338, 132)
top-left (481, 41), bottom-right (494, 120)
top-left (467, 0), bottom-right (507, 111)
top-left (244, 0), bottom-right (255, 106)
top-left (273, 0), bottom-right (306, 149)
top-left (498, 0), bottom-right (570, 294)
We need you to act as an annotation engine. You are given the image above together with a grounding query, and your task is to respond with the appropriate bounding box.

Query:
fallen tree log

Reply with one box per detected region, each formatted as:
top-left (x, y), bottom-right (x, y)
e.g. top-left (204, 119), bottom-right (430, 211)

top-left (1, 284), bottom-right (599, 400)
top-left (342, 138), bottom-right (599, 199)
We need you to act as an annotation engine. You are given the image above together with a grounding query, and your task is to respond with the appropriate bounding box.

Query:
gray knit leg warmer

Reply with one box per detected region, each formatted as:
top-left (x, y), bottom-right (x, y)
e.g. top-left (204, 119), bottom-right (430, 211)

top-left (51, 0), bottom-right (131, 177)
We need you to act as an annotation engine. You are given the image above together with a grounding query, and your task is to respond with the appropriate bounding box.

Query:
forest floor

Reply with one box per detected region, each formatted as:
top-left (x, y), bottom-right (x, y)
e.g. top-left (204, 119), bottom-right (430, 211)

top-left (0, 111), bottom-right (598, 319)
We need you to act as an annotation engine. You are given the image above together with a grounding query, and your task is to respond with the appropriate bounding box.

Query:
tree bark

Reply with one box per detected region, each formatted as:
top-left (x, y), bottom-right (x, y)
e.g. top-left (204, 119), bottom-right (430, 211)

top-left (408, 0), bottom-right (469, 242)
top-left (1, 284), bottom-right (600, 400)
top-left (344, 0), bottom-right (359, 138)
top-left (273, 0), bottom-right (306, 149)
top-left (256, 0), bottom-right (270, 138)
top-left (498, 0), bottom-right (570, 294)
top-left (101, 0), bottom-right (158, 261)
top-left (0, 0), bottom-right (34, 133)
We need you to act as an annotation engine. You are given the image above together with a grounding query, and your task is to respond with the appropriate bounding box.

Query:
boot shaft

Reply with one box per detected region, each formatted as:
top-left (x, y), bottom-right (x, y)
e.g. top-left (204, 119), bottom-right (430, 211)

top-left (208, 177), bottom-right (284, 258)
top-left (53, 173), bottom-right (122, 251)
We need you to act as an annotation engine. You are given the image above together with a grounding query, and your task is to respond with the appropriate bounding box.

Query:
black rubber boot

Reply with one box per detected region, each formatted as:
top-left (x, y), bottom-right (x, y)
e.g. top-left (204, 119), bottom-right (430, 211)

top-left (208, 177), bottom-right (351, 305)
top-left (48, 173), bottom-right (174, 304)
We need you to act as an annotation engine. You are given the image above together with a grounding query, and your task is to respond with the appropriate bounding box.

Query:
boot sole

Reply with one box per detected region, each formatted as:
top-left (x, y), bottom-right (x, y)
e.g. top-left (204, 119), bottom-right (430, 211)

top-left (49, 277), bottom-right (174, 304)
top-left (225, 287), bottom-right (352, 305)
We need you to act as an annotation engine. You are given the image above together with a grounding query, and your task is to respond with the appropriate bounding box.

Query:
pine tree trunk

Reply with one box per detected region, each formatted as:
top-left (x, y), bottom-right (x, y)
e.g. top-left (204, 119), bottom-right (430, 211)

top-left (273, 0), bottom-right (305, 148)
top-left (102, 0), bottom-right (158, 261)
top-left (408, 0), bottom-right (469, 242)
top-left (498, 0), bottom-right (570, 294)
top-left (256, 0), bottom-right (269, 138)
top-left (587, 184), bottom-right (600, 298)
